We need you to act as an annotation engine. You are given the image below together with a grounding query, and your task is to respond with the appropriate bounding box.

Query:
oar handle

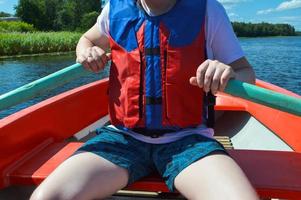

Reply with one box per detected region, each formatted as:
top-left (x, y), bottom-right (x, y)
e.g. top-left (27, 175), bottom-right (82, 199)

top-left (0, 63), bottom-right (90, 111)
top-left (225, 79), bottom-right (301, 116)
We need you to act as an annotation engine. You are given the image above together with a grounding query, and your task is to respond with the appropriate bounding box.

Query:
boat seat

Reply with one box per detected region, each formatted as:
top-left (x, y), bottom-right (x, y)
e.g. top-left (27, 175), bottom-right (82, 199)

top-left (215, 136), bottom-right (233, 149)
top-left (7, 142), bottom-right (301, 199)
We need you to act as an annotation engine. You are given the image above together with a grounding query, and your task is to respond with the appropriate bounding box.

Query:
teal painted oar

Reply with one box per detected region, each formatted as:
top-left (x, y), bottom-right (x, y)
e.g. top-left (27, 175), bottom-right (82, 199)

top-left (0, 62), bottom-right (300, 116)
top-left (0, 63), bottom-right (91, 111)
top-left (225, 79), bottom-right (301, 116)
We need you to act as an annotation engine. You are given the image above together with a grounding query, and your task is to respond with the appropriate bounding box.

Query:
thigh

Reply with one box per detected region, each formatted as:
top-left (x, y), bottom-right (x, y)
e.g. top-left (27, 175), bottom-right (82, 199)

top-left (153, 134), bottom-right (225, 192)
top-left (174, 153), bottom-right (259, 200)
top-left (31, 152), bottom-right (129, 200)
top-left (31, 127), bottom-right (153, 200)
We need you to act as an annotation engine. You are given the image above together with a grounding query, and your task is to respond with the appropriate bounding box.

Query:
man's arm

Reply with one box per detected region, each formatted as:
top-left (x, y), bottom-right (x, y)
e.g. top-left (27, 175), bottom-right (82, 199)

top-left (229, 56), bottom-right (255, 84)
top-left (76, 24), bottom-right (110, 73)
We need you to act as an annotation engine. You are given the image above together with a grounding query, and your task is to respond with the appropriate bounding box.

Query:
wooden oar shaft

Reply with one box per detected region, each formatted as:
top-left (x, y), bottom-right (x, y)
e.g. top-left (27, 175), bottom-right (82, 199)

top-left (225, 80), bottom-right (301, 116)
top-left (0, 63), bottom-right (90, 111)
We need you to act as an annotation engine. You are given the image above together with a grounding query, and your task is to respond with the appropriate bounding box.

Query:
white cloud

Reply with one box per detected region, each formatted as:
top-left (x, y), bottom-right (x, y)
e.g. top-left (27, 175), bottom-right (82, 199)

top-left (228, 12), bottom-right (239, 17)
top-left (227, 12), bottom-right (244, 21)
top-left (257, 0), bottom-right (301, 15)
top-left (218, 0), bottom-right (251, 10)
top-left (218, 0), bottom-right (249, 4)
top-left (257, 8), bottom-right (274, 15)
top-left (277, 0), bottom-right (301, 10)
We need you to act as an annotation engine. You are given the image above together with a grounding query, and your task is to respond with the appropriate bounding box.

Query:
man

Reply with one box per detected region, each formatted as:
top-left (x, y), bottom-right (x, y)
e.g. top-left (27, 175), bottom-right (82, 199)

top-left (31, 0), bottom-right (258, 199)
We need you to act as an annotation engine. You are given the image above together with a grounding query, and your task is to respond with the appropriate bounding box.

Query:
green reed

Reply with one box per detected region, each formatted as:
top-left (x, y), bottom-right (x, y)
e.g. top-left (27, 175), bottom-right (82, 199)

top-left (0, 32), bottom-right (82, 56)
top-left (0, 21), bottom-right (36, 33)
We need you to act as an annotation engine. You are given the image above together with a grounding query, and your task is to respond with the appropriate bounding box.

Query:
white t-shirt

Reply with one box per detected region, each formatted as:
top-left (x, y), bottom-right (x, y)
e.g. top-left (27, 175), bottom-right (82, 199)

top-left (96, 0), bottom-right (244, 144)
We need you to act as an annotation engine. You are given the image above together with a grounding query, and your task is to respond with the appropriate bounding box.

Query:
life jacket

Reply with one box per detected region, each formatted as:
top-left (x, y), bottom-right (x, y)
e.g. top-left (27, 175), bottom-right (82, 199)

top-left (108, 0), bottom-right (207, 129)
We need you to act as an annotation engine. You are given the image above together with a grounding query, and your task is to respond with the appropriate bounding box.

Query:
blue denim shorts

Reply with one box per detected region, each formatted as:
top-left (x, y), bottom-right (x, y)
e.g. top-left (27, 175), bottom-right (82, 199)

top-left (76, 126), bottom-right (226, 191)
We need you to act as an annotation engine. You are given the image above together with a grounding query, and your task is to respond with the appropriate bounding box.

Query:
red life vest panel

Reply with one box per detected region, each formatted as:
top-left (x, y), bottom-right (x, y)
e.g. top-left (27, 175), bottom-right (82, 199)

top-left (108, 0), bottom-right (207, 128)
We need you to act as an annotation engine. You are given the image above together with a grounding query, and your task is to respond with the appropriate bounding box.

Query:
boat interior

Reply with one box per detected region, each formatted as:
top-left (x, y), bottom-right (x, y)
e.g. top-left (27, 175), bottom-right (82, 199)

top-left (0, 79), bottom-right (300, 199)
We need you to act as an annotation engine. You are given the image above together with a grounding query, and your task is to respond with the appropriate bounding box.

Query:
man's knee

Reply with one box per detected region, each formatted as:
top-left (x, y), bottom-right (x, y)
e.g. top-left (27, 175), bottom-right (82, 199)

top-left (30, 186), bottom-right (55, 200)
top-left (30, 185), bottom-right (84, 200)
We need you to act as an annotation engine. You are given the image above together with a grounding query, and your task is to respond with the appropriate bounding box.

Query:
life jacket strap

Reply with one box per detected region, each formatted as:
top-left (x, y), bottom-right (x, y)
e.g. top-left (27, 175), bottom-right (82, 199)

top-left (206, 92), bottom-right (216, 128)
top-left (131, 127), bottom-right (178, 138)
top-left (146, 97), bottom-right (162, 105)
top-left (145, 47), bottom-right (161, 56)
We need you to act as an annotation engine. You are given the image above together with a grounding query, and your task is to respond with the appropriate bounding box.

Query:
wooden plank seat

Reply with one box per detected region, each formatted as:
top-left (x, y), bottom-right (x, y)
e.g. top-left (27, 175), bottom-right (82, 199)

top-left (6, 142), bottom-right (301, 200)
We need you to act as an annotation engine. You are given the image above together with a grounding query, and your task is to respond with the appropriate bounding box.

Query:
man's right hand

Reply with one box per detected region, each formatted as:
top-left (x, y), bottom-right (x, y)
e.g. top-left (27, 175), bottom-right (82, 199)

top-left (76, 46), bottom-right (111, 73)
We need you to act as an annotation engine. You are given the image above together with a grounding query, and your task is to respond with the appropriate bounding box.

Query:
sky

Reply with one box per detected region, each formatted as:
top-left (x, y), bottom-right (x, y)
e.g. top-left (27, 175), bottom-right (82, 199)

top-left (219, 0), bottom-right (301, 30)
top-left (0, 0), bottom-right (301, 30)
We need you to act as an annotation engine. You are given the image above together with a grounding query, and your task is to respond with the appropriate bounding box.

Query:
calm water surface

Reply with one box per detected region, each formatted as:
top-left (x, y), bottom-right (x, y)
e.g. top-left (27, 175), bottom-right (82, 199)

top-left (240, 36), bottom-right (301, 95)
top-left (0, 53), bottom-right (109, 118)
top-left (0, 36), bottom-right (300, 118)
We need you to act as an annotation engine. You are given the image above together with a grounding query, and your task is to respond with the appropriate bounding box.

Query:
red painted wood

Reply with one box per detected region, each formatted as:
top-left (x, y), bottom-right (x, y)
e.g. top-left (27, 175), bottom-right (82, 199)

top-left (7, 142), bottom-right (301, 199)
top-left (0, 79), bottom-right (109, 188)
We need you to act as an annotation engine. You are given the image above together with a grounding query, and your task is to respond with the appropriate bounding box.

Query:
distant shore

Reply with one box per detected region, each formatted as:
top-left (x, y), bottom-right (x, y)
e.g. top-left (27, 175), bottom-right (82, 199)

top-left (238, 35), bottom-right (301, 39)
top-left (0, 20), bottom-right (300, 57)
top-left (232, 22), bottom-right (297, 37)
top-left (1, 35), bottom-right (301, 58)
top-left (0, 51), bottom-right (75, 60)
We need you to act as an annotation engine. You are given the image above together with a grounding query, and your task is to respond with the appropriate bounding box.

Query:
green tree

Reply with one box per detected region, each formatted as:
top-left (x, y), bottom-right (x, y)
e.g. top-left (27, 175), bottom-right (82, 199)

top-left (44, 0), bottom-right (61, 30)
top-left (15, 0), bottom-right (47, 30)
top-left (54, 1), bottom-right (76, 31)
top-left (15, 0), bottom-right (101, 31)
top-left (79, 11), bottom-right (99, 31)
top-left (69, 0), bottom-right (101, 30)
top-left (0, 12), bottom-right (12, 17)
top-left (231, 22), bottom-right (296, 37)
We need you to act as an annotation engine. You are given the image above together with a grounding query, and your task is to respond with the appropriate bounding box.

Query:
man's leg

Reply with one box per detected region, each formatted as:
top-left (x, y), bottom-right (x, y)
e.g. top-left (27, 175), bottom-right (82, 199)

top-left (30, 152), bottom-right (129, 200)
top-left (174, 153), bottom-right (259, 200)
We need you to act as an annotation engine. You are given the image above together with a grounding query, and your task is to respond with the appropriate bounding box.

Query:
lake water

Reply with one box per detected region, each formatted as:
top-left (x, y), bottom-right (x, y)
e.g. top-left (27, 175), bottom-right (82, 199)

top-left (0, 36), bottom-right (301, 119)
top-left (240, 36), bottom-right (301, 95)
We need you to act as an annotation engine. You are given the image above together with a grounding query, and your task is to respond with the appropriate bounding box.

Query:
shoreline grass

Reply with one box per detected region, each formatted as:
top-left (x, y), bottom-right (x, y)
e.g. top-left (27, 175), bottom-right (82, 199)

top-left (0, 51), bottom-right (75, 59)
top-left (1, 31), bottom-right (300, 58)
top-left (0, 32), bottom-right (82, 56)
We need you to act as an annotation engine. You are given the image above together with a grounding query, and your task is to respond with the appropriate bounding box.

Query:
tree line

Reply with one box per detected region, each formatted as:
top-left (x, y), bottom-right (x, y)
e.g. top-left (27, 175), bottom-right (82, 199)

top-left (9, 0), bottom-right (299, 37)
top-left (15, 0), bottom-right (102, 31)
top-left (232, 22), bottom-right (296, 37)
top-left (0, 12), bottom-right (12, 17)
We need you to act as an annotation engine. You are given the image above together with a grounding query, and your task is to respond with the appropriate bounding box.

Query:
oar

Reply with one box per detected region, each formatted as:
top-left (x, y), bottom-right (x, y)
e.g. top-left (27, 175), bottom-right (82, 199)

top-left (225, 79), bottom-right (301, 116)
top-left (0, 63), bottom-right (90, 111)
top-left (0, 63), bottom-right (300, 116)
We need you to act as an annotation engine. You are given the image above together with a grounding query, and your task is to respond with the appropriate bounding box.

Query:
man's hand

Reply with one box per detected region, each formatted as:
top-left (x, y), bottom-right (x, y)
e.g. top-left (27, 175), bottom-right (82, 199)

top-left (76, 46), bottom-right (111, 73)
top-left (190, 59), bottom-right (236, 94)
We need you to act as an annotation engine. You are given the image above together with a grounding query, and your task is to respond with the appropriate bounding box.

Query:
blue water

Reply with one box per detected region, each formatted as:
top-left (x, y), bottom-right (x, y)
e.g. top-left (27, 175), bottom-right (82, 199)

top-left (0, 36), bottom-right (300, 119)
top-left (240, 36), bottom-right (301, 95)
top-left (0, 53), bottom-right (109, 119)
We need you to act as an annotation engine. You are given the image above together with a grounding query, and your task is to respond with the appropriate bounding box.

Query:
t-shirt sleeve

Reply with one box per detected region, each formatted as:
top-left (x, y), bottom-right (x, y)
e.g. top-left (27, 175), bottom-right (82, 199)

top-left (206, 0), bottom-right (244, 64)
top-left (96, 2), bottom-right (110, 38)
